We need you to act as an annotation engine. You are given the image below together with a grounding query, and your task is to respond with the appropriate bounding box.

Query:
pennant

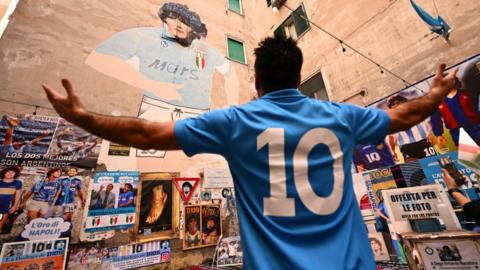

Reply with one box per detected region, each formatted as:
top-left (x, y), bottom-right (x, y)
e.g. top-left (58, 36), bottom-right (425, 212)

top-left (410, 0), bottom-right (451, 40)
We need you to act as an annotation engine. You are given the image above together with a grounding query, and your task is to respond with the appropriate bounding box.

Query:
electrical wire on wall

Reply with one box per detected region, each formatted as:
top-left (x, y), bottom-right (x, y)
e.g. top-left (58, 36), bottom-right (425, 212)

top-left (0, 98), bottom-right (55, 116)
top-left (272, 0), bottom-right (425, 95)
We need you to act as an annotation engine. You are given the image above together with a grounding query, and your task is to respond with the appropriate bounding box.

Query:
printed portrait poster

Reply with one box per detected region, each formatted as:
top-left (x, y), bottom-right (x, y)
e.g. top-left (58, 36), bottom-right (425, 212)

top-left (216, 236), bottom-right (243, 267)
top-left (352, 54), bottom-right (480, 172)
top-left (419, 151), bottom-right (479, 207)
top-left (417, 240), bottom-right (480, 270)
top-left (0, 238), bottom-right (69, 270)
top-left (368, 232), bottom-right (390, 261)
top-left (85, 171), bottom-right (139, 232)
top-left (0, 115), bottom-right (100, 244)
top-left (183, 205), bottom-right (201, 249)
top-left (201, 204), bottom-right (221, 246)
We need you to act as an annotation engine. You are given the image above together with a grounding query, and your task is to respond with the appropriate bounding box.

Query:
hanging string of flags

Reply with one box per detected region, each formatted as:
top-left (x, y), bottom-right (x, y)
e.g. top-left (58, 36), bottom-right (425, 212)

top-left (271, 0), bottom-right (449, 94)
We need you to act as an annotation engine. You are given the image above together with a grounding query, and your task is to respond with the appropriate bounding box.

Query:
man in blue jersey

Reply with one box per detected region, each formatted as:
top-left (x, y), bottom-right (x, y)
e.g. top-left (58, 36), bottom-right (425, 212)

top-left (42, 37), bottom-right (457, 269)
top-left (20, 168), bottom-right (62, 222)
top-left (118, 183), bottom-right (135, 208)
top-left (52, 167), bottom-right (85, 221)
top-left (0, 166), bottom-right (22, 232)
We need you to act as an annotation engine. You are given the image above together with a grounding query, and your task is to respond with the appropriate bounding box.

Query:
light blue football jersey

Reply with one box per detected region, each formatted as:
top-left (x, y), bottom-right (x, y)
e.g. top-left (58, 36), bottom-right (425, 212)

top-left (175, 89), bottom-right (390, 269)
top-left (95, 27), bottom-right (227, 109)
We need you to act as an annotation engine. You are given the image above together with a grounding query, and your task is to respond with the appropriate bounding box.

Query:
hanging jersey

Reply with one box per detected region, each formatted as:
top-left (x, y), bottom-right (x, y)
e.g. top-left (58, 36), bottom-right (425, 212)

top-left (175, 89), bottom-right (391, 269)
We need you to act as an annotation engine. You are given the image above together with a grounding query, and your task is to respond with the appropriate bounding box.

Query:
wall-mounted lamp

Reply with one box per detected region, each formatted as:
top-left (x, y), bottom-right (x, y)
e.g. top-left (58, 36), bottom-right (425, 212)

top-left (341, 88), bottom-right (368, 103)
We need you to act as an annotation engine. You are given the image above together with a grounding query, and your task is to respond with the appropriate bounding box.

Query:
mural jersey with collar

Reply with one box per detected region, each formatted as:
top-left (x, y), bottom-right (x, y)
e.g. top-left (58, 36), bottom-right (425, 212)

top-left (175, 89), bottom-right (391, 269)
top-left (93, 26), bottom-right (228, 109)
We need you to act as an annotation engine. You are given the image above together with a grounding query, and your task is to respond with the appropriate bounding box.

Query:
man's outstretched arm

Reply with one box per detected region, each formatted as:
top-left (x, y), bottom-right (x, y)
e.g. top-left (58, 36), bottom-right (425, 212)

top-left (42, 79), bottom-right (180, 151)
top-left (387, 64), bottom-right (458, 134)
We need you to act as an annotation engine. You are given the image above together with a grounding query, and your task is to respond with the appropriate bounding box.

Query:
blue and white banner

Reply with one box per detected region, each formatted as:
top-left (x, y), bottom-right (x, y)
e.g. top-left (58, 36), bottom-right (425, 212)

top-left (0, 238), bottom-right (69, 270)
top-left (110, 240), bottom-right (171, 270)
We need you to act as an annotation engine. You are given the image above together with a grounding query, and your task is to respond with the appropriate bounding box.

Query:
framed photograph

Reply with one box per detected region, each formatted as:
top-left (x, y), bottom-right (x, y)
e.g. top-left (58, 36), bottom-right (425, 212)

top-left (134, 172), bottom-right (179, 241)
top-left (183, 204), bottom-right (222, 250)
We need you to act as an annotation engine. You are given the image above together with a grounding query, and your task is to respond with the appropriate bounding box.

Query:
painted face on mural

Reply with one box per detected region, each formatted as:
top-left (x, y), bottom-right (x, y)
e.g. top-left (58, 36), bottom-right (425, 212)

top-left (164, 13), bottom-right (191, 41)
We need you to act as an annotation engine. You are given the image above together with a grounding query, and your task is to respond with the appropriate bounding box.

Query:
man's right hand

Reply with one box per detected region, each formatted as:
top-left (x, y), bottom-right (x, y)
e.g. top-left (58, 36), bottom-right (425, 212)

top-left (429, 64), bottom-right (458, 99)
top-left (42, 79), bottom-right (87, 124)
top-left (387, 64), bottom-right (458, 134)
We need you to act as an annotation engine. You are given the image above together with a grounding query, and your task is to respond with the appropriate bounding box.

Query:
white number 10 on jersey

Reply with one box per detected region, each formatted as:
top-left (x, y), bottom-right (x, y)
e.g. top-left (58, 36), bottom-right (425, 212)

top-left (257, 128), bottom-right (345, 217)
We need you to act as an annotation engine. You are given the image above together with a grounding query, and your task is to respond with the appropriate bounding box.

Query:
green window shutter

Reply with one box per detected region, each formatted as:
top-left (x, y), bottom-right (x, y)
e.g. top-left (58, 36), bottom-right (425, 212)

top-left (228, 38), bottom-right (245, 63)
top-left (229, 0), bottom-right (241, 13)
top-left (293, 5), bottom-right (309, 37)
top-left (274, 25), bottom-right (286, 39)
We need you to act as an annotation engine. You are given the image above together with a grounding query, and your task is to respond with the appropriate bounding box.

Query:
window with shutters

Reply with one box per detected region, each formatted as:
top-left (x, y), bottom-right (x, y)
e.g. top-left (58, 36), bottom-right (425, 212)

top-left (273, 3), bottom-right (310, 40)
top-left (299, 71), bottom-right (329, 100)
top-left (227, 37), bottom-right (246, 64)
top-left (228, 0), bottom-right (243, 15)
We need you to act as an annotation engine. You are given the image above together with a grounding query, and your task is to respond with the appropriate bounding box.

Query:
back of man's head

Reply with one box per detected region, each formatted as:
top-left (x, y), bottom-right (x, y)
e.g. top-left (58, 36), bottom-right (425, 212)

top-left (254, 36), bottom-right (303, 94)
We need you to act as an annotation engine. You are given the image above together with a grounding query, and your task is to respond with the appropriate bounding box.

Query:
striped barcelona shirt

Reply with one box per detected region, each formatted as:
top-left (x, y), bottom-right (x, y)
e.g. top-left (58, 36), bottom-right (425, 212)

top-left (395, 120), bottom-right (431, 146)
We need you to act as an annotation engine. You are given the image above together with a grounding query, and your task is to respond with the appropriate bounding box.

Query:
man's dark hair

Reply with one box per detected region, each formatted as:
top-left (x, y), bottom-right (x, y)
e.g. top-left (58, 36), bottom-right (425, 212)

top-left (182, 182), bottom-right (193, 190)
top-left (46, 168), bottom-right (61, 178)
top-left (124, 183), bottom-right (133, 191)
top-left (0, 166), bottom-right (20, 179)
top-left (158, 2), bottom-right (207, 47)
top-left (369, 238), bottom-right (382, 249)
top-left (254, 36), bottom-right (303, 93)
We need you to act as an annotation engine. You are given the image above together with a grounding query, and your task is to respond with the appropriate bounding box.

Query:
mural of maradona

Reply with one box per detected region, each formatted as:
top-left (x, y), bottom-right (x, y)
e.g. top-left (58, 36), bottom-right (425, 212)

top-left (85, 2), bottom-right (239, 110)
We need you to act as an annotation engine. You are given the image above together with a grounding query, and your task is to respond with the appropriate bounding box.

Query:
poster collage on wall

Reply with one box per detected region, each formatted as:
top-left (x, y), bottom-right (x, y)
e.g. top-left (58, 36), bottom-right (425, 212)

top-left (0, 113), bottom-right (241, 268)
top-left (353, 54), bottom-right (480, 265)
top-left (0, 114), bottom-right (176, 269)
